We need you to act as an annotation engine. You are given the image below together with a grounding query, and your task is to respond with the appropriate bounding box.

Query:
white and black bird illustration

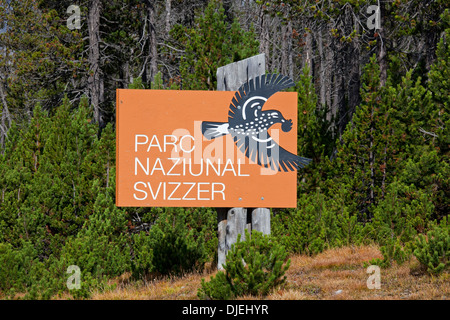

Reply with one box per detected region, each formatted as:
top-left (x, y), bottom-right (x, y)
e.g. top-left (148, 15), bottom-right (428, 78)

top-left (201, 73), bottom-right (312, 172)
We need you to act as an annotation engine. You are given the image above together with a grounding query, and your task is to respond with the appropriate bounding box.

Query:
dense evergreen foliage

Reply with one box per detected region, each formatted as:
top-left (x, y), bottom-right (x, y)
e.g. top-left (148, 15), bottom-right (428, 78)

top-left (198, 230), bottom-right (290, 299)
top-left (0, 1), bottom-right (448, 299)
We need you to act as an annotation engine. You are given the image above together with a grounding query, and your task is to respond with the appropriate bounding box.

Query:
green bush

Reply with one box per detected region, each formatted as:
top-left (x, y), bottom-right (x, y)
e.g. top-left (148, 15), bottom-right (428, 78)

top-left (198, 230), bottom-right (290, 300)
top-left (272, 190), bottom-right (365, 256)
top-left (0, 241), bottom-right (38, 295)
top-left (272, 193), bottom-right (326, 255)
top-left (131, 207), bottom-right (216, 277)
top-left (0, 241), bottom-right (68, 299)
top-left (148, 220), bottom-right (205, 276)
top-left (130, 231), bottom-right (154, 279)
top-left (367, 238), bottom-right (411, 268)
top-left (367, 180), bottom-right (436, 268)
top-left (371, 180), bottom-right (434, 246)
top-left (413, 217), bottom-right (449, 275)
top-left (198, 271), bottom-right (233, 300)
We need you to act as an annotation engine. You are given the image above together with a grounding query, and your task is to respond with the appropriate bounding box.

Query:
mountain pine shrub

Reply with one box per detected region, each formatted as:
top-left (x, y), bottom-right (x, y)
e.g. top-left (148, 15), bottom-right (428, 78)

top-left (198, 230), bottom-right (290, 300)
top-left (0, 240), bottom-right (39, 296)
top-left (198, 270), bottom-right (233, 300)
top-left (413, 217), bottom-right (449, 275)
top-left (367, 180), bottom-right (435, 267)
top-left (131, 207), bottom-right (216, 277)
top-left (130, 231), bottom-right (154, 279)
top-left (272, 193), bottom-right (326, 255)
top-left (273, 189), bottom-right (366, 255)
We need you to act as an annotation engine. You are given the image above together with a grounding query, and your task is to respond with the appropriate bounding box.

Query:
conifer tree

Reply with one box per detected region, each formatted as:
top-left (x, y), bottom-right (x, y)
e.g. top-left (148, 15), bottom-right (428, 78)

top-left (426, 18), bottom-right (449, 219)
top-left (0, 105), bottom-right (49, 249)
top-left (413, 216), bottom-right (449, 275)
top-left (334, 55), bottom-right (388, 220)
top-left (428, 16), bottom-right (449, 157)
top-left (59, 190), bottom-right (131, 283)
top-left (335, 53), bottom-right (445, 223)
top-left (0, 0), bottom-right (84, 118)
top-left (171, 0), bottom-right (259, 90)
top-left (294, 65), bottom-right (335, 195)
top-left (273, 191), bottom-right (328, 255)
top-left (26, 97), bottom-right (99, 255)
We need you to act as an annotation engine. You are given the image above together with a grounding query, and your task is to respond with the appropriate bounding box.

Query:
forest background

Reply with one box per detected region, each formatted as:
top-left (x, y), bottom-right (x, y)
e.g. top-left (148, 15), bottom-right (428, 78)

top-left (0, 0), bottom-right (448, 299)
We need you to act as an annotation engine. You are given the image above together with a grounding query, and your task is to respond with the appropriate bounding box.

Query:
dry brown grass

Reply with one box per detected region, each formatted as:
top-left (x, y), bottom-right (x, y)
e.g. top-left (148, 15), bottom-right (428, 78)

top-left (271, 245), bottom-right (448, 300)
top-left (92, 271), bottom-right (209, 300)
top-left (91, 245), bottom-right (449, 300)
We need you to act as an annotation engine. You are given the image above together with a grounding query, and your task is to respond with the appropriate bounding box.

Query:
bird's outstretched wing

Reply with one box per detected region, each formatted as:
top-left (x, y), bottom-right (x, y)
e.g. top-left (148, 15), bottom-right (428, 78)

top-left (228, 74), bottom-right (295, 124)
top-left (232, 131), bottom-right (311, 172)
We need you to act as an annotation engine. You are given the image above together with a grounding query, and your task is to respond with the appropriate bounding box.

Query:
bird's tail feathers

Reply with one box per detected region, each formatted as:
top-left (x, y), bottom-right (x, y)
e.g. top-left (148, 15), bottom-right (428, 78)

top-left (296, 156), bottom-right (312, 168)
top-left (201, 121), bottom-right (229, 140)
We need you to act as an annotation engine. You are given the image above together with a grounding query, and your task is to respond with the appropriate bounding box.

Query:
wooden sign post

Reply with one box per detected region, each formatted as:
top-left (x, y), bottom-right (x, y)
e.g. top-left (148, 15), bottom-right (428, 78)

top-left (216, 54), bottom-right (271, 270)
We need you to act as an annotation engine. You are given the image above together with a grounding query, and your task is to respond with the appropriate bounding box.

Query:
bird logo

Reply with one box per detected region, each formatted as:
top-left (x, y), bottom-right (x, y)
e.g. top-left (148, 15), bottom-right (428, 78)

top-left (201, 73), bottom-right (312, 172)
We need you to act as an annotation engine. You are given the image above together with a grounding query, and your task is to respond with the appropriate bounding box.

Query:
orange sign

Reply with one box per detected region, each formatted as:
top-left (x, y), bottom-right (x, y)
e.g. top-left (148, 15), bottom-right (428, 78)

top-left (116, 75), bottom-right (306, 208)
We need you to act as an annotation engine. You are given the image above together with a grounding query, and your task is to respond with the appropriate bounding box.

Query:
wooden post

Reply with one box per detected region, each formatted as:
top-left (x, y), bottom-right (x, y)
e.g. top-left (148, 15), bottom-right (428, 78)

top-left (216, 53), bottom-right (270, 270)
top-left (251, 208), bottom-right (270, 234)
top-left (217, 208), bottom-right (227, 270)
top-left (225, 208), bottom-right (248, 250)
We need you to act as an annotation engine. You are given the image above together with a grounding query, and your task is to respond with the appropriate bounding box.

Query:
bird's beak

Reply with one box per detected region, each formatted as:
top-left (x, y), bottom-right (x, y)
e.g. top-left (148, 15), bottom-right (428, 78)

top-left (281, 119), bottom-right (293, 132)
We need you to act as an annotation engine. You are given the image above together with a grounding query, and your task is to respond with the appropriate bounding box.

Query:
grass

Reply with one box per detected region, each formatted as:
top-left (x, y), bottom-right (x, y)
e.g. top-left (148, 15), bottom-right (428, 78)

top-left (91, 245), bottom-right (449, 300)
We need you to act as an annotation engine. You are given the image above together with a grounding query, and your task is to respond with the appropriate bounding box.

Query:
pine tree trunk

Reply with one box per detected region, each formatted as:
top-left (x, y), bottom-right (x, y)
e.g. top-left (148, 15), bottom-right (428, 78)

top-left (0, 78), bottom-right (10, 148)
top-left (424, 30), bottom-right (438, 72)
top-left (281, 19), bottom-right (293, 78)
top-left (148, 1), bottom-right (158, 83)
top-left (325, 24), bottom-right (334, 124)
top-left (271, 22), bottom-right (279, 73)
top-left (0, 44), bottom-right (10, 148)
top-left (259, 7), bottom-right (270, 72)
top-left (165, 0), bottom-right (171, 35)
top-left (304, 31), bottom-right (313, 76)
top-left (348, 25), bottom-right (361, 115)
top-left (121, 60), bottom-right (130, 88)
top-left (288, 21), bottom-right (294, 80)
top-left (378, 2), bottom-right (387, 87)
top-left (333, 65), bottom-right (345, 137)
top-left (318, 27), bottom-right (326, 107)
top-left (88, 0), bottom-right (104, 127)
